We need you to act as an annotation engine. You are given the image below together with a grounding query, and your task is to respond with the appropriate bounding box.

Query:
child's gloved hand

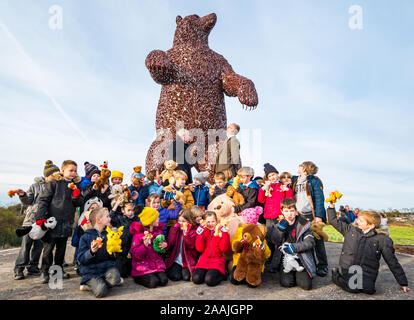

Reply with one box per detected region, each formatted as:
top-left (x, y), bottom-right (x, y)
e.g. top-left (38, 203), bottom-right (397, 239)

top-left (278, 219), bottom-right (289, 231)
top-left (72, 188), bottom-right (81, 198)
top-left (196, 225), bottom-right (205, 235)
top-left (280, 242), bottom-right (295, 254)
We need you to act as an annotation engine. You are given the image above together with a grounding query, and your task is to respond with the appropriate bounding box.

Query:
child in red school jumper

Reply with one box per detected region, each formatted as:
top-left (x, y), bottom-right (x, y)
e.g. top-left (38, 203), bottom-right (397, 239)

top-left (192, 211), bottom-right (230, 287)
top-left (165, 209), bottom-right (199, 281)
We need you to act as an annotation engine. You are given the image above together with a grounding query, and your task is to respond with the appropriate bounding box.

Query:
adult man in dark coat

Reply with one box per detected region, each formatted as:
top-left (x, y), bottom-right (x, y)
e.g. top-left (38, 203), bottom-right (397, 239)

top-left (168, 128), bottom-right (194, 183)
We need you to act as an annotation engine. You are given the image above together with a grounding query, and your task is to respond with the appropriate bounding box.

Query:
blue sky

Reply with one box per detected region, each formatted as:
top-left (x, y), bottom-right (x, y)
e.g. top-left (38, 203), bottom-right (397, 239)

top-left (0, 0), bottom-right (413, 210)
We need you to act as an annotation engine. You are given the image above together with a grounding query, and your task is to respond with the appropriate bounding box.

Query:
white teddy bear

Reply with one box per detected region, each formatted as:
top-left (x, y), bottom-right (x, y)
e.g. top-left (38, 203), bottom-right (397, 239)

top-left (29, 217), bottom-right (57, 240)
top-left (280, 243), bottom-right (304, 273)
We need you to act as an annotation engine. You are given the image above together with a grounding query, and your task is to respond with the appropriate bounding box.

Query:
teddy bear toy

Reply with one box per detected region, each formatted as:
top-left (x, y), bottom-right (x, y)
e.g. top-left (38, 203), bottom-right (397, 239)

top-left (94, 168), bottom-right (111, 189)
top-left (160, 160), bottom-right (178, 186)
top-left (232, 175), bottom-right (241, 190)
top-left (108, 184), bottom-right (124, 207)
top-left (15, 217), bottom-right (58, 240)
top-left (226, 185), bottom-right (245, 206)
top-left (280, 244), bottom-right (304, 273)
top-left (325, 190), bottom-right (343, 203)
top-left (232, 224), bottom-right (267, 287)
top-left (261, 180), bottom-right (273, 197)
top-left (310, 220), bottom-right (329, 241)
top-left (106, 226), bottom-right (124, 255)
top-left (153, 234), bottom-right (166, 253)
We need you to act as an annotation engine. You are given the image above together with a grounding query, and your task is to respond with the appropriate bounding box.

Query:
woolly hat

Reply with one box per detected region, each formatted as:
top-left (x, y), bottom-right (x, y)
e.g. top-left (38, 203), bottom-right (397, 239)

top-left (193, 171), bottom-right (210, 184)
top-left (84, 197), bottom-right (103, 211)
top-left (240, 206), bottom-right (263, 225)
top-left (264, 163), bottom-right (279, 176)
top-left (111, 170), bottom-right (124, 181)
top-left (84, 162), bottom-right (100, 179)
top-left (43, 160), bottom-right (60, 177)
top-left (138, 207), bottom-right (159, 227)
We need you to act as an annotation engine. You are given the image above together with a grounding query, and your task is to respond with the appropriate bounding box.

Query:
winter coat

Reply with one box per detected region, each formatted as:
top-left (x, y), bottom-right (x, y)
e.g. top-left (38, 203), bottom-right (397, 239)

top-left (267, 215), bottom-right (317, 278)
top-left (291, 175), bottom-right (326, 223)
top-left (258, 183), bottom-right (293, 219)
top-left (162, 185), bottom-right (194, 210)
top-left (215, 135), bottom-right (241, 178)
top-left (192, 184), bottom-right (210, 208)
top-left (77, 228), bottom-right (116, 284)
top-left (80, 176), bottom-right (92, 190)
top-left (195, 228), bottom-right (231, 275)
top-left (344, 210), bottom-right (356, 224)
top-left (110, 211), bottom-right (139, 256)
top-left (327, 207), bottom-right (408, 286)
top-left (148, 181), bottom-right (163, 195)
top-left (165, 223), bottom-right (198, 274)
top-left (157, 201), bottom-right (182, 237)
top-left (130, 222), bottom-right (166, 277)
top-left (233, 180), bottom-right (260, 214)
top-left (209, 183), bottom-right (230, 202)
top-left (129, 184), bottom-right (150, 206)
top-left (19, 176), bottom-right (46, 227)
top-left (81, 183), bottom-right (111, 211)
top-left (36, 177), bottom-right (84, 238)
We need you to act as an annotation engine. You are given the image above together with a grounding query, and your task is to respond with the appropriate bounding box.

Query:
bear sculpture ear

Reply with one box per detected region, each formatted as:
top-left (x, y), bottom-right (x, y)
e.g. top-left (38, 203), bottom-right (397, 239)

top-left (199, 13), bottom-right (216, 31)
top-left (176, 15), bottom-right (183, 24)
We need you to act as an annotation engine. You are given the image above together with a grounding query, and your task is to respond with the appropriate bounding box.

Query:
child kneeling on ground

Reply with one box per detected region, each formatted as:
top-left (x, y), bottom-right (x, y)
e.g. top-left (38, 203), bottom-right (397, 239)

top-left (267, 198), bottom-right (317, 290)
top-left (130, 207), bottom-right (169, 288)
top-left (327, 202), bottom-right (409, 294)
top-left (77, 207), bottom-right (123, 298)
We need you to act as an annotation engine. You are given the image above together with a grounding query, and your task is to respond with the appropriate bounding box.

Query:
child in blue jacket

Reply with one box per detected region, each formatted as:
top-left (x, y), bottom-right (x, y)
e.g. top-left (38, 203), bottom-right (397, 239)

top-left (191, 171), bottom-right (210, 209)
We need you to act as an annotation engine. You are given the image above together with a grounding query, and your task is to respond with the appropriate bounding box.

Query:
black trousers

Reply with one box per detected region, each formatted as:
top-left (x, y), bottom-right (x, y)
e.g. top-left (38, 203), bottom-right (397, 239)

top-left (332, 269), bottom-right (376, 295)
top-left (41, 236), bottom-right (68, 274)
top-left (115, 254), bottom-right (132, 278)
top-left (301, 213), bottom-right (328, 269)
top-left (86, 268), bottom-right (122, 298)
top-left (192, 268), bottom-right (225, 287)
top-left (166, 262), bottom-right (191, 281)
top-left (133, 272), bottom-right (168, 288)
top-left (280, 270), bottom-right (312, 290)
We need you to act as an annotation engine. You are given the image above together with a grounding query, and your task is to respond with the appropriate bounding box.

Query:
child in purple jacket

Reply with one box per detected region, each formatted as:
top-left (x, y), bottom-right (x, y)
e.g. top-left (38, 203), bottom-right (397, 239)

top-left (130, 207), bottom-right (168, 288)
top-left (146, 193), bottom-right (182, 238)
top-left (165, 209), bottom-right (198, 281)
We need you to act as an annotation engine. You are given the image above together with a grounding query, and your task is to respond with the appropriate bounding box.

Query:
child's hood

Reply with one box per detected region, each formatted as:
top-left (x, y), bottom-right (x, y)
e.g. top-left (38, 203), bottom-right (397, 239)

top-left (34, 176), bottom-right (45, 184)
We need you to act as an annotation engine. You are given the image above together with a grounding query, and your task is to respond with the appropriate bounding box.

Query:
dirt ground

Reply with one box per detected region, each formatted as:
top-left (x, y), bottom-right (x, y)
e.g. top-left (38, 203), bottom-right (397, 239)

top-left (0, 242), bottom-right (413, 300)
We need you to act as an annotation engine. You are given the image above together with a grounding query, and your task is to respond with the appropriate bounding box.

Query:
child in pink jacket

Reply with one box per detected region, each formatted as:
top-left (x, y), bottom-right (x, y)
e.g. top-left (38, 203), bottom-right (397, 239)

top-left (130, 207), bottom-right (168, 288)
top-left (258, 163), bottom-right (293, 229)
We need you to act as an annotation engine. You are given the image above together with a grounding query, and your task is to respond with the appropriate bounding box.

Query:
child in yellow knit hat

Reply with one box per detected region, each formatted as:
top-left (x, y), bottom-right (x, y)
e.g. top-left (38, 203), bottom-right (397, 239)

top-left (111, 171), bottom-right (124, 185)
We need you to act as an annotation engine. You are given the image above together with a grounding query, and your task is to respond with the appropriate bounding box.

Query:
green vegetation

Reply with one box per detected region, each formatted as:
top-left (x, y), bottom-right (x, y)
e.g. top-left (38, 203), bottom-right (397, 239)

top-left (0, 205), bottom-right (24, 248)
top-left (324, 225), bottom-right (414, 246)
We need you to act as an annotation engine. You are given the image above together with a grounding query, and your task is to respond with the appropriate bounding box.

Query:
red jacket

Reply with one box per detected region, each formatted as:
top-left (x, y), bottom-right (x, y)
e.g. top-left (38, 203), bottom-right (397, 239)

top-left (258, 183), bottom-right (293, 219)
top-left (195, 228), bottom-right (230, 275)
top-left (165, 224), bottom-right (198, 275)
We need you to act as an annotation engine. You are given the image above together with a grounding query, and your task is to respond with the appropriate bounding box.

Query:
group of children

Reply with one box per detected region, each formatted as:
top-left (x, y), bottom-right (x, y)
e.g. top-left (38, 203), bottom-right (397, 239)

top-left (12, 159), bottom-right (410, 298)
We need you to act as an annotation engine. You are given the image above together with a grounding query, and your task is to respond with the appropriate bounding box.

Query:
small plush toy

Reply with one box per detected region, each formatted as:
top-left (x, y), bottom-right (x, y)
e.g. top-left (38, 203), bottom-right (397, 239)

top-left (99, 161), bottom-right (109, 170)
top-left (160, 160), bottom-right (178, 186)
top-left (226, 185), bottom-right (245, 206)
top-left (143, 230), bottom-right (153, 245)
top-left (94, 168), bottom-right (111, 189)
top-left (310, 220), bottom-right (329, 241)
top-left (325, 190), bottom-right (343, 203)
top-left (106, 226), bottom-right (124, 255)
top-left (15, 217), bottom-right (57, 240)
top-left (8, 190), bottom-right (18, 198)
top-left (68, 182), bottom-right (77, 190)
top-left (281, 250), bottom-right (304, 273)
top-left (153, 234), bottom-right (166, 253)
top-left (232, 224), bottom-right (267, 286)
top-left (214, 221), bottom-right (229, 237)
top-left (261, 180), bottom-right (273, 197)
top-left (108, 184), bottom-right (123, 207)
top-left (92, 237), bottom-right (103, 248)
top-left (232, 175), bottom-right (241, 190)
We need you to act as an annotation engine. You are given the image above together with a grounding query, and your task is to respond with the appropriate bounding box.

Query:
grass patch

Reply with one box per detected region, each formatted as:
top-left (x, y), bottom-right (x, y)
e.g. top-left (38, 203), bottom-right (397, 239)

top-left (324, 225), bottom-right (414, 246)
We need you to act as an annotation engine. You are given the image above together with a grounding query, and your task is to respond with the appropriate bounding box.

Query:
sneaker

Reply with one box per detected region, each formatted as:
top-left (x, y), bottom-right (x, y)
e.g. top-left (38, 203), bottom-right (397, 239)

top-left (26, 267), bottom-right (41, 276)
top-left (316, 266), bottom-right (329, 277)
top-left (80, 284), bottom-right (91, 291)
top-left (40, 272), bottom-right (49, 284)
top-left (14, 270), bottom-right (25, 280)
top-left (116, 277), bottom-right (124, 286)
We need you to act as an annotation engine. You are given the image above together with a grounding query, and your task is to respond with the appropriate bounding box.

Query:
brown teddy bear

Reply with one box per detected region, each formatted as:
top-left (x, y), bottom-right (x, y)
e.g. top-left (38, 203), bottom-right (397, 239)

top-left (310, 220), bottom-right (329, 241)
top-left (94, 168), bottom-right (111, 189)
top-left (226, 185), bottom-right (245, 207)
top-left (160, 160), bottom-right (178, 186)
top-left (232, 224), bottom-right (267, 287)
